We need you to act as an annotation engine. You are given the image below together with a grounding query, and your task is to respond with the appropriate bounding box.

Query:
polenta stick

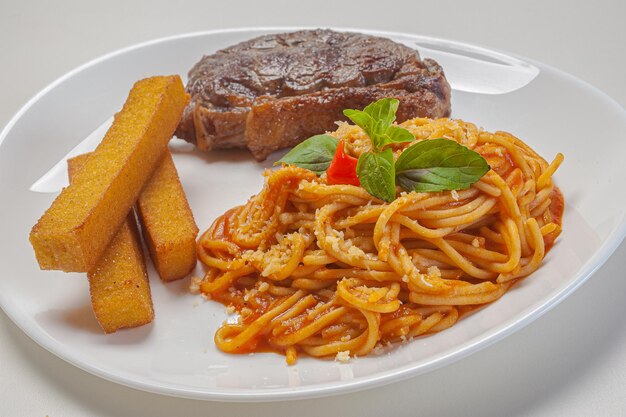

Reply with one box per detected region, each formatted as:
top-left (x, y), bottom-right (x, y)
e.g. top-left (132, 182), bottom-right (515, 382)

top-left (30, 75), bottom-right (189, 272)
top-left (136, 151), bottom-right (199, 282)
top-left (68, 154), bottom-right (154, 333)
top-left (77, 148), bottom-right (199, 282)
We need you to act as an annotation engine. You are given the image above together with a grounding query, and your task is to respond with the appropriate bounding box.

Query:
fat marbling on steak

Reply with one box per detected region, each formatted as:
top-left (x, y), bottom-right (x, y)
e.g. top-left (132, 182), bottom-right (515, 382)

top-left (175, 29), bottom-right (452, 161)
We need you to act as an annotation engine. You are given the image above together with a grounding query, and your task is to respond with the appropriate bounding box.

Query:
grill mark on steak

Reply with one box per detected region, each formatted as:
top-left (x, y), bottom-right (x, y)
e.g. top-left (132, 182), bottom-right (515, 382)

top-left (176, 29), bottom-right (452, 160)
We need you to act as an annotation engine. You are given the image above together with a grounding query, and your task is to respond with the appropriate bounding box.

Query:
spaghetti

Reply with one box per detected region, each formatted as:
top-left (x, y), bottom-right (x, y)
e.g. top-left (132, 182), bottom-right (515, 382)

top-left (195, 117), bottom-right (564, 364)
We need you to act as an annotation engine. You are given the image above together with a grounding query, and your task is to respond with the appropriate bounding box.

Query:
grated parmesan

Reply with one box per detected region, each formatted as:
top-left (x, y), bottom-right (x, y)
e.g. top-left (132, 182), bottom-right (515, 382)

top-left (347, 245), bottom-right (364, 257)
top-left (243, 289), bottom-right (258, 302)
top-left (335, 351), bottom-right (351, 363)
top-left (427, 266), bottom-right (441, 279)
top-left (325, 235), bottom-right (341, 252)
top-left (189, 276), bottom-right (201, 294)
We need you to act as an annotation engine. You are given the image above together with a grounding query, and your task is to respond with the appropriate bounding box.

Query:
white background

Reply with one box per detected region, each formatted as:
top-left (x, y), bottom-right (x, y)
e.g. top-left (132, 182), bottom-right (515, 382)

top-left (1, 1), bottom-right (625, 416)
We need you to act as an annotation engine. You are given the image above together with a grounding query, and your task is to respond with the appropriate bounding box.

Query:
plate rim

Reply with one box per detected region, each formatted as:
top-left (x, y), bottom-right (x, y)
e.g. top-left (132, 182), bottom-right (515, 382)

top-left (2, 26), bottom-right (626, 402)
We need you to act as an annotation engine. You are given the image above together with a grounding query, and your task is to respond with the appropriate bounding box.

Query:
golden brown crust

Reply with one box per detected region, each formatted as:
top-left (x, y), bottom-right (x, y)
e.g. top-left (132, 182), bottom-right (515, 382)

top-left (30, 76), bottom-right (189, 272)
top-left (136, 151), bottom-right (199, 282)
top-left (68, 154), bottom-right (154, 334)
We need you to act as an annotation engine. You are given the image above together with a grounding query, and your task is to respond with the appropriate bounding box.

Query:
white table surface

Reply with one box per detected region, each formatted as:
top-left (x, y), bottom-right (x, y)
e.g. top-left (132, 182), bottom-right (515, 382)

top-left (1, 1), bottom-right (625, 415)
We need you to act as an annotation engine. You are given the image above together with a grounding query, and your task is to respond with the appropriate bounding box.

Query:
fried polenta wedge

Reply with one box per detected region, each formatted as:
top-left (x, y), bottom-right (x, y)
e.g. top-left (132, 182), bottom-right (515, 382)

top-left (136, 151), bottom-right (199, 282)
top-left (77, 148), bottom-right (199, 282)
top-left (68, 154), bottom-right (154, 333)
top-left (30, 75), bottom-right (189, 272)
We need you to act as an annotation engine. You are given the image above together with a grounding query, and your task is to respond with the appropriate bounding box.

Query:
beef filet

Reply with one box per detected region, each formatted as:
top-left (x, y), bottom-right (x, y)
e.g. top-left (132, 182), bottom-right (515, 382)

top-left (176, 29), bottom-right (451, 161)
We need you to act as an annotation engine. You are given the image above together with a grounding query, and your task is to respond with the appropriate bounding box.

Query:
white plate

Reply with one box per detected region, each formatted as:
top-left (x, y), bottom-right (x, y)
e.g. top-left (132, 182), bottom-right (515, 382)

top-left (1, 28), bottom-right (625, 402)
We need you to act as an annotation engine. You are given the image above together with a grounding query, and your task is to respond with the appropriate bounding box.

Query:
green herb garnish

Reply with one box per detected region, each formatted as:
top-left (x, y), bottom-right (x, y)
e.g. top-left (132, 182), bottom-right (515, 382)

top-left (275, 98), bottom-right (490, 201)
top-left (343, 98), bottom-right (414, 151)
top-left (395, 139), bottom-right (490, 192)
top-left (357, 149), bottom-right (396, 202)
top-left (276, 134), bottom-right (338, 175)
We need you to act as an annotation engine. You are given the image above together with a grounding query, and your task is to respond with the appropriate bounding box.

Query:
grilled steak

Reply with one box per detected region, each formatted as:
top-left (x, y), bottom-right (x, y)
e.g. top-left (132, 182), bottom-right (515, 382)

top-left (176, 29), bottom-right (451, 160)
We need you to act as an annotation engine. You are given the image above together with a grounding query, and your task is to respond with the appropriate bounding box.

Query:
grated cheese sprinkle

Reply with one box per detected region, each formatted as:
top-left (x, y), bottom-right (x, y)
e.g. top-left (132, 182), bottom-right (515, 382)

top-left (189, 276), bottom-right (201, 294)
top-left (335, 351), bottom-right (351, 363)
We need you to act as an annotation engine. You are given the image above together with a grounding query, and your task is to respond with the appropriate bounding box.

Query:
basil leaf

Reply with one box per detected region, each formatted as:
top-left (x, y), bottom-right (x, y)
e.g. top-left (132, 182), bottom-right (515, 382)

top-left (356, 148), bottom-right (396, 202)
top-left (343, 98), bottom-right (414, 151)
top-left (276, 134), bottom-right (338, 175)
top-left (385, 125), bottom-right (415, 144)
top-left (363, 97), bottom-right (398, 127)
top-left (395, 138), bottom-right (490, 192)
top-left (342, 109), bottom-right (384, 150)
